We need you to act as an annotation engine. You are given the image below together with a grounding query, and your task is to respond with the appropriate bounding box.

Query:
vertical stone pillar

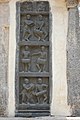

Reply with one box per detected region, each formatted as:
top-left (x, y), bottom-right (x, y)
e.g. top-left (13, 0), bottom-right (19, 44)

top-left (0, 1), bottom-right (10, 116)
top-left (51, 0), bottom-right (70, 116)
top-left (67, 0), bottom-right (80, 116)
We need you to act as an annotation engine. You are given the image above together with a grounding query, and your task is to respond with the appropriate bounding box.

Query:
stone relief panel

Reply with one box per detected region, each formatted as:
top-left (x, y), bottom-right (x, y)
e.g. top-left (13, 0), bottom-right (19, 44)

top-left (36, 1), bottom-right (49, 12)
top-left (19, 46), bottom-right (49, 72)
top-left (20, 2), bottom-right (33, 12)
top-left (20, 1), bottom-right (49, 12)
top-left (16, 1), bottom-right (50, 117)
top-left (19, 77), bottom-right (49, 105)
top-left (20, 14), bottom-right (49, 41)
top-left (66, 0), bottom-right (78, 8)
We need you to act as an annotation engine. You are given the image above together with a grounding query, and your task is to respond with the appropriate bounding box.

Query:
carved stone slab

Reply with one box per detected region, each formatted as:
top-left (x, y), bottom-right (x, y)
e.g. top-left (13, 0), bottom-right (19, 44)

top-left (16, 1), bottom-right (50, 117)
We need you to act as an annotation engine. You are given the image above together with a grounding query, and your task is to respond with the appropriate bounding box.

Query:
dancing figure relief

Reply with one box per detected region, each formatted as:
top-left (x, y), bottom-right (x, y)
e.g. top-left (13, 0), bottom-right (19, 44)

top-left (32, 46), bottom-right (47, 72)
top-left (20, 78), bottom-right (35, 104)
top-left (33, 15), bottom-right (48, 41)
top-left (23, 15), bottom-right (34, 41)
top-left (35, 78), bottom-right (48, 104)
top-left (23, 14), bottom-right (48, 41)
top-left (20, 78), bottom-right (48, 104)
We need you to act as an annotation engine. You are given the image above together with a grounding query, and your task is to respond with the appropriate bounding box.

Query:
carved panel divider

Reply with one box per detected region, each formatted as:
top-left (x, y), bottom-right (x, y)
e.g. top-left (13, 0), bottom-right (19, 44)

top-left (16, 1), bottom-right (51, 117)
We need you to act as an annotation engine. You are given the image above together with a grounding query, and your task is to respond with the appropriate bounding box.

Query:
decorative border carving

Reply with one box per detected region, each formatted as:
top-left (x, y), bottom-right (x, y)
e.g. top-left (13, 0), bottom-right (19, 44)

top-left (66, 0), bottom-right (78, 8)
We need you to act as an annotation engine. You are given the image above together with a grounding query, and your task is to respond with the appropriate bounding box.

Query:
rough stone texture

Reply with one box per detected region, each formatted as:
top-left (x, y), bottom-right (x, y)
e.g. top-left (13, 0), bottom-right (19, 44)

top-left (1, 116), bottom-right (80, 120)
top-left (0, 117), bottom-right (67, 120)
top-left (67, 7), bottom-right (80, 116)
top-left (66, 0), bottom-right (78, 8)
top-left (8, 0), bottom-right (70, 117)
top-left (0, 3), bottom-right (9, 116)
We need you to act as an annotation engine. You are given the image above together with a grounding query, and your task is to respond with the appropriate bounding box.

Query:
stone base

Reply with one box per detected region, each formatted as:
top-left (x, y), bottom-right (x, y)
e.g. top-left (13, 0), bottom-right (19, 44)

top-left (1, 117), bottom-right (80, 120)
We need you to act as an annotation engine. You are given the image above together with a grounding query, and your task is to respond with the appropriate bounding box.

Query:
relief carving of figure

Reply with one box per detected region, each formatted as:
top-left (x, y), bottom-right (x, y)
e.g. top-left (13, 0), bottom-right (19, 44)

top-left (66, 0), bottom-right (78, 8)
top-left (23, 15), bottom-right (34, 41)
top-left (26, 3), bottom-right (33, 11)
top-left (20, 78), bottom-right (35, 104)
top-left (21, 46), bottom-right (30, 72)
top-left (33, 15), bottom-right (47, 41)
top-left (32, 46), bottom-right (47, 72)
top-left (38, 2), bottom-right (46, 11)
top-left (35, 78), bottom-right (48, 104)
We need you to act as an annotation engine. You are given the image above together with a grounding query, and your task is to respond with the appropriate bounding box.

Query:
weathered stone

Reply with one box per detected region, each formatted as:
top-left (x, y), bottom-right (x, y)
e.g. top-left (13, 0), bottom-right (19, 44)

top-left (66, 0), bottom-right (78, 8)
top-left (0, 3), bottom-right (9, 116)
top-left (67, 6), bottom-right (80, 116)
top-left (0, 117), bottom-right (80, 120)
top-left (15, 1), bottom-right (50, 117)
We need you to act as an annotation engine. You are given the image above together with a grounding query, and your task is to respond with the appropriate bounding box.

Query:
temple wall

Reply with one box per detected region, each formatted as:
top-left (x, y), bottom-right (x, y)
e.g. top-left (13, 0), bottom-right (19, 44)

top-left (8, 0), bottom-right (70, 117)
top-left (0, 0), bottom-right (71, 117)
top-left (0, 2), bottom-right (9, 116)
top-left (51, 0), bottom-right (70, 116)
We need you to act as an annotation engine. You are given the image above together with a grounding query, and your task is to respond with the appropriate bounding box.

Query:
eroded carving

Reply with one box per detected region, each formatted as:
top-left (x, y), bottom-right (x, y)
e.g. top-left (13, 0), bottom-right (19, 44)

top-left (20, 78), bottom-right (48, 104)
top-left (22, 14), bottom-right (48, 42)
top-left (20, 78), bottom-right (35, 104)
top-left (35, 78), bottom-right (48, 104)
top-left (66, 0), bottom-right (78, 8)
top-left (32, 46), bottom-right (47, 72)
top-left (20, 2), bottom-right (33, 12)
top-left (23, 15), bottom-right (34, 41)
top-left (37, 2), bottom-right (47, 12)
top-left (20, 46), bottom-right (48, 72)
top-left (34, 15), bottom-right (47, 41)
top-left (16, 1), bottom-right (50, 115)
top-left (21, 46), bottom-right (31, 72)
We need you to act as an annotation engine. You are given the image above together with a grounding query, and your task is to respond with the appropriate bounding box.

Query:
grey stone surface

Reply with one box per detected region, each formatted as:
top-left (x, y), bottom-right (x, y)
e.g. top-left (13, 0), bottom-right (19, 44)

top-left (0, 117), bottom-right (79, 120)
top-left (0, 117), bottom-right (65, 120)
top-left (15, 1), bottom-right (50, 117)
top-left (67, 7), bottom-right (80, 116)
top-left (0, 3), bottom-right (9, 116)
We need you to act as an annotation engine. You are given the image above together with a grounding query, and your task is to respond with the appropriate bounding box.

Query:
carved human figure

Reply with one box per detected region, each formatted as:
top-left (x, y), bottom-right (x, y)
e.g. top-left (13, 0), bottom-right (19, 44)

top-left (21, 46), bottom-right (30, 72)
top-left (26, 3), bottom-right (33, 11)
top-left (35, 78), bottom-right (48, 104)
top-left (33, 15), bottom-right (47, 41)
top-left (38, 2), bottom-right (46, 11)
top-left (32, 46), bottom-right (47, 72)
top-left (20, 78), bottom-right (35, 104)
top-left (23, 15), bottom-right (34, 41)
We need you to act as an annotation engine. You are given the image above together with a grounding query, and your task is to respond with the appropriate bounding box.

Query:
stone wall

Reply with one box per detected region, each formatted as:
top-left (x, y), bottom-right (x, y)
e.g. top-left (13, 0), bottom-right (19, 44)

top-left (0, 2), bottom-right (9, 116)
top-left (2, 0), bottom-right (71, 117)
top-left (0, 0), bottom-right (73, 117)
